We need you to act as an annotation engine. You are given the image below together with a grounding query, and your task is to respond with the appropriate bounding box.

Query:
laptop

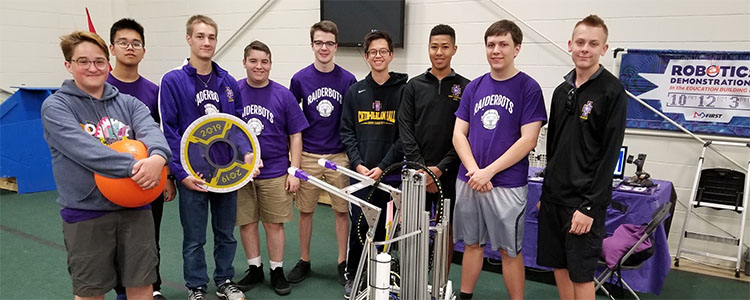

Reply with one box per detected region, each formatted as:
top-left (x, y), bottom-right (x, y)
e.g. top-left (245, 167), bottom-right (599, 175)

top-left (612, 146), bottom-right (628, 187)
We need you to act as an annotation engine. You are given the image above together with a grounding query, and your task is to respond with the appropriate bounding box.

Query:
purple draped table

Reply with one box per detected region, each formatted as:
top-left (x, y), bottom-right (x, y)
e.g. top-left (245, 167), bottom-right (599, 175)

top-left (453, 168), bottom-right (675, 294)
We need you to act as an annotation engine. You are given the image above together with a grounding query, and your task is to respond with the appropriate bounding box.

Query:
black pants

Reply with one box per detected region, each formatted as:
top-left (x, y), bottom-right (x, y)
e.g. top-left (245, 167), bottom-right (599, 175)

top-left (425, 172), bottom-right (457, 223)
top-left (115, 195), bottom-right (165, 293)
top-left (344, 180), bottom-right (398, 280)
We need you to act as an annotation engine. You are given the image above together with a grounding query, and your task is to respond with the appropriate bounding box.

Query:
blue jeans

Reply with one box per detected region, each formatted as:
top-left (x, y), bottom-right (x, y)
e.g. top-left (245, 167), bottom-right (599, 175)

top-left (177, 183), bottom-right (237, 289)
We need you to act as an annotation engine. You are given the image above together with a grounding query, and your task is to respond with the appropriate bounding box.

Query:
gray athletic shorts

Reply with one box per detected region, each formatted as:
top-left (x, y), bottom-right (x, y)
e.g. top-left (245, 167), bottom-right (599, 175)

top-left (63, 209), bottom-right (157, 297)
top-left (453, 180), bottom-right (527, 257)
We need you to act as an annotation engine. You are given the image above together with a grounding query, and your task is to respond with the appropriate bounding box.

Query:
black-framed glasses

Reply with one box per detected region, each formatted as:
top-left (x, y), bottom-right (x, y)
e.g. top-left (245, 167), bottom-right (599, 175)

top-left (312, 40), bottom-right (337, 48)
top-left (70, 57), bottom-right (108, 70)
top-left (565, 88), bottom-right (576, 114)
top-left (114, 40), bottom-right (144, 50)
top-left (366, 48), bottom-right (391, 57)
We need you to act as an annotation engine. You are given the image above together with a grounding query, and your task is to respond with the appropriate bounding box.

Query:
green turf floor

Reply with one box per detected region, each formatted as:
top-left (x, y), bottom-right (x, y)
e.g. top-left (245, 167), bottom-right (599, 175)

top-left (1, 190), bottom-right (748, 299)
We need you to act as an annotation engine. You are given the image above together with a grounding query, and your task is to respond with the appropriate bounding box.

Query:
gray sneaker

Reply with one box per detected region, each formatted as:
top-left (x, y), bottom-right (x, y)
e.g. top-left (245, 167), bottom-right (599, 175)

top-left (344, 279), bottom-right (352, 299)
top-left (187, 288), bottom-right (206, 300)
top-left (216, 279), bottom-right (246, 300)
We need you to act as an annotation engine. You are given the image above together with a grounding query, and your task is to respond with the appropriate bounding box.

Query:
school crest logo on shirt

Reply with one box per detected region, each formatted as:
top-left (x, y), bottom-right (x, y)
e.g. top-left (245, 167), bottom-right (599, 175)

top-left (247, 118), bottom-right (264, 136)
top-left (372, 100), bottom-right (382, 111)
top-left (580, 101), bottom-right (593, 120)
top-left (317, 99), bottom-right (334, 117)
top-left (225, 86), bottom-right (234, 102)
top-left (481, 109), bottom-right (500, 130)
top-left (449, 84), bottom-right (462, 101)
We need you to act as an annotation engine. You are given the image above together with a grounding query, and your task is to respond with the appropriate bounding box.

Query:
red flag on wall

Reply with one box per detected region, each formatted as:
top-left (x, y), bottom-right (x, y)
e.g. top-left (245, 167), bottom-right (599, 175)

top-left (85, 8), bottom-right (97, 33)
top-left (85, 7), bottom-right (112, 71)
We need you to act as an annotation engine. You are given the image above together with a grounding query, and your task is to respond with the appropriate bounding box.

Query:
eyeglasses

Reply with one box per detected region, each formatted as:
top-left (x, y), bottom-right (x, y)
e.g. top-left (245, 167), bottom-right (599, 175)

top-left (565, 88), bottom-right (576, 114)
top-left (312, 40), bottom-right (337, 48)
top-left (114, 40), bottom-right (144, 50)
top-left (366, 48), bottom-right (391, 57)
top-left (70, 57), bottom-right (108, 70)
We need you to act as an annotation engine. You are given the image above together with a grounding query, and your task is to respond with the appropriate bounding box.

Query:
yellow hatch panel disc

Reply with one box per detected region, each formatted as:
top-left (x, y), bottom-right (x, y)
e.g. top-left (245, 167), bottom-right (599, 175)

top-left (180, 113), bottom-right (260, 193)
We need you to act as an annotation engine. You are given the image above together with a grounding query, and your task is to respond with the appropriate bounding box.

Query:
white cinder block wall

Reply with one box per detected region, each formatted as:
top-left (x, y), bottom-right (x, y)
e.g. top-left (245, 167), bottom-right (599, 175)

top-left (2, 0), bottom-right (750, 268)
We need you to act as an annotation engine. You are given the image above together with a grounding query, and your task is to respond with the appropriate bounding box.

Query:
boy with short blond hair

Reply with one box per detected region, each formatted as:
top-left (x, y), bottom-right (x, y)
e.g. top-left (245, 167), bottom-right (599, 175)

top-left (159, 14), bottom-right (247, 300)
top-left (537, 15), bottom-right (627, 300)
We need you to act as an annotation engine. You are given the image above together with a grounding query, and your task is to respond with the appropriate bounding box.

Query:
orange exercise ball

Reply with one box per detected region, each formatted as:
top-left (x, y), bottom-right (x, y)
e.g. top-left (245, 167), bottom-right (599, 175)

top-left (94, 139), bottom-right (167, 208)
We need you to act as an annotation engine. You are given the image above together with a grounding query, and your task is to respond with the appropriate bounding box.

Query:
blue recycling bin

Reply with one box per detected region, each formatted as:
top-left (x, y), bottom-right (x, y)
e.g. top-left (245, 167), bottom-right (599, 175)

top-left (0, 87), bottom-right (58, 194)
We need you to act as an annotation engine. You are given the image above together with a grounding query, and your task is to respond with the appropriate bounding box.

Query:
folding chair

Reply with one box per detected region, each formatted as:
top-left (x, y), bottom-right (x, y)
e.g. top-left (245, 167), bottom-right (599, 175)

top-left (594, 202), bottom-right (672, 300)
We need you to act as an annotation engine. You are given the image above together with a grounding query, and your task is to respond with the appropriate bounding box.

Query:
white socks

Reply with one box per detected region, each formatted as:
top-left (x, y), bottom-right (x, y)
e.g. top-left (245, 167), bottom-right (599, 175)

top-left (249, 256), bottom-right (283, 270)
top-left (248, 256), bottom-right (261, 267)
top-left (270, 260), bottom-right (283, 270)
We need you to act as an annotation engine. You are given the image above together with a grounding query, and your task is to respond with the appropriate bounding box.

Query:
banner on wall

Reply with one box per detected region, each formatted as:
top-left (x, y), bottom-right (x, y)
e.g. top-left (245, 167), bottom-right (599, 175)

top-left (619, 49), bottom-right (750, 137)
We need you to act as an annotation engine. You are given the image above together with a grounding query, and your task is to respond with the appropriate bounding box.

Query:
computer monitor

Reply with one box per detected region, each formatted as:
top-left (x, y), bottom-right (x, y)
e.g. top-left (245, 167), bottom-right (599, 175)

top-left (613, 146), bottom-right (628, 179)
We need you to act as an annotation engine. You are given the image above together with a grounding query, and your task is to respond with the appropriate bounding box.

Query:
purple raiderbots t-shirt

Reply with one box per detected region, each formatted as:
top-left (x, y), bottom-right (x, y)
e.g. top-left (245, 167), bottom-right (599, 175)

top-left (455, 72), bottom-right (547, 188)
top-left (290, 64), bottom-right (356, 154)
top-left (238, 79), bottom-right (309, 179)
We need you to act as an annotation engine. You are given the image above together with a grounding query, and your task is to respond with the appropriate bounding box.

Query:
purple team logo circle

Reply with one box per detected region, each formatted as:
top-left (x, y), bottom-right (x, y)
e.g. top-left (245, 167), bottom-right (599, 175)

top-left (317, 99), bottom-right (334, 117)
top-left (247, 118), bottom-right (264, 136)
top-left (481, 109), bottom-right (500, 130)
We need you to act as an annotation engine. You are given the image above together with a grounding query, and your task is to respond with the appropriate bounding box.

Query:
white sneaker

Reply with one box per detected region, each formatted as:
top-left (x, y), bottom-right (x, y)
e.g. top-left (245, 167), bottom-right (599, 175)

top-left (216, 279), bottom-right (245, 300)
top-left (187, 288), bottom-right (206, 300)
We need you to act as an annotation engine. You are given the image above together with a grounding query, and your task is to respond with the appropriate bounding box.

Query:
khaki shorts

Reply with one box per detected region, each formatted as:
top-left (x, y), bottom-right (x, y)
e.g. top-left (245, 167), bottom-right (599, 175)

top-left (237, 175), bottom-right (293, 225)
top-left (63, 209), bottom-right (157, 297)
top-left (295, 151), bottom-right (350, 213)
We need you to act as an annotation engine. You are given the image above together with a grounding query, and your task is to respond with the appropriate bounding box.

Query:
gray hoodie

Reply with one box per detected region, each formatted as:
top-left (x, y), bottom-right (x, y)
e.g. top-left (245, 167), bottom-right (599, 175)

top-left (41, 79), bottom-right (171, 210)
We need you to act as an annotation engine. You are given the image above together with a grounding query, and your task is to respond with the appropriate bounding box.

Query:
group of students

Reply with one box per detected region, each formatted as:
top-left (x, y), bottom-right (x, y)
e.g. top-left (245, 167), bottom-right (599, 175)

top-left (42, 11), bottom-right (625, 300)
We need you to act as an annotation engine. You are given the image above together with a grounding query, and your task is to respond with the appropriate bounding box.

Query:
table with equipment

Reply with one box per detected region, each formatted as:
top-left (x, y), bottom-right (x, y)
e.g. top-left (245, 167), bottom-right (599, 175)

top-left (454, 168), bottom-right (676, 294)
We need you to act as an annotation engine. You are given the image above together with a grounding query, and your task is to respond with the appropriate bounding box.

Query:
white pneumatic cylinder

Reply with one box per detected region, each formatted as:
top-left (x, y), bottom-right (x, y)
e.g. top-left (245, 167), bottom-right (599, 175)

top-left (373, 253), bottom-right (391, 300)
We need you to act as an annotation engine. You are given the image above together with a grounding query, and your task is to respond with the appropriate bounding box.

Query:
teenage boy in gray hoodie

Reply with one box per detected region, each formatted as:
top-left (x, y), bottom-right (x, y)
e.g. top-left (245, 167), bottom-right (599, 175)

top-left (41, 31), bottom-right (170, 300)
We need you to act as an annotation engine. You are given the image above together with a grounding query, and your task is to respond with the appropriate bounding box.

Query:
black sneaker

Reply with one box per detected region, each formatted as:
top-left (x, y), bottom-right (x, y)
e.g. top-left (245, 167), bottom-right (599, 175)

top-left (270, 267), bottom-right (292, 295)
top-left (286, 259), bottom-right (311, 283)
top-left (187, 288), bottom-right (206, 300)
top-left (236, 264), bottom-right (264, 292)
top-left (153, 290), bottom-right (167, 300)
top-left (337, 261), bottom-right (347, 286)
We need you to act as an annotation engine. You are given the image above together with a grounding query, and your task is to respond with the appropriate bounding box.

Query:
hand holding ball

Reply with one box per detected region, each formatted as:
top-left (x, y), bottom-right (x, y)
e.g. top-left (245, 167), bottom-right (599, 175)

top-left (94, 139), bottom-right (167, 207)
